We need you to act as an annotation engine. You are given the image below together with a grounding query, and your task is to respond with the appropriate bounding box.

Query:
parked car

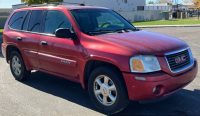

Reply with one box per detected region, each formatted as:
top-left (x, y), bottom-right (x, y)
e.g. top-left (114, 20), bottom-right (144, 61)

top-left (1, 4), bottom-right (198, 114)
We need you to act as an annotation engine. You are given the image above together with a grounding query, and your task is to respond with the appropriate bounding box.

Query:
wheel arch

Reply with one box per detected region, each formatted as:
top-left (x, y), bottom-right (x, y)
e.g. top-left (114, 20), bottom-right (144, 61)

top-left (6, 45), bottom-right (21, 63)
top-left (83, 60), bottom-right (123, 89)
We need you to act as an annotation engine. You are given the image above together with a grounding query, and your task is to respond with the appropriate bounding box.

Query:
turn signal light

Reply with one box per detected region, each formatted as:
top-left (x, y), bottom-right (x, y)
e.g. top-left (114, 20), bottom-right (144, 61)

top-left (132, 59), bottom-right (145, 71)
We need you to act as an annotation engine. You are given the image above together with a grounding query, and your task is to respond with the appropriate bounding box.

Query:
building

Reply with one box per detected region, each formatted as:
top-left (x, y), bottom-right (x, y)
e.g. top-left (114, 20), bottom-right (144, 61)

top-left (145, 3), bottom-right (172, 10)
top-left (0, 8), bottom-right (13, 13)
top-left (0, 8), bottom-right (12, 28)
top-left (10, 1), bottom-right (168, 22)
top-left (63, 0), bottom-right (145, 11)
top-left (12, 0), bottom-right (146, 12)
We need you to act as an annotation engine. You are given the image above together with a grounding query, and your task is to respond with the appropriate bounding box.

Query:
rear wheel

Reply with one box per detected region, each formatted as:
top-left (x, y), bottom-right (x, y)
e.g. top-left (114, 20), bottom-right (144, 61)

top-left (88, 66), bottom-right (130, 114)
top-left (10, 51), bottom-right (31, 81)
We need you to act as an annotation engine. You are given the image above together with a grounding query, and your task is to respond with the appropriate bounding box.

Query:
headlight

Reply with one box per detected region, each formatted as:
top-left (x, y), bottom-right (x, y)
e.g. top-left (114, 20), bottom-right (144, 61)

top-left (130, 55), bottom-right (161, 73)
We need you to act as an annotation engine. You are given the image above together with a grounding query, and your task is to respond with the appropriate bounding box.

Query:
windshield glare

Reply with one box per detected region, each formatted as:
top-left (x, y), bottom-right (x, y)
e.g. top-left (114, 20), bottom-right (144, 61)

top-left (70, 9), bottom-right (135, 34)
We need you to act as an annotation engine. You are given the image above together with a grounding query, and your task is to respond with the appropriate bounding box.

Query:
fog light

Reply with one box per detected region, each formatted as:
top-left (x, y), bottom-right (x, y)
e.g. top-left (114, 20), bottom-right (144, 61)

top-left (135, 77), bottom-right (146, 81)
top-left (153, 85), bottom-right (163, 95)
top-left (153, 87), bottom-right (156, 93)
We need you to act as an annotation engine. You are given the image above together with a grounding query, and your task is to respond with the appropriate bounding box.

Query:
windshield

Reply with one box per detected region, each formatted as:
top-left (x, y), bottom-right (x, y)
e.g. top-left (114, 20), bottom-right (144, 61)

top-left (69, 9), bottom-right (136, 35)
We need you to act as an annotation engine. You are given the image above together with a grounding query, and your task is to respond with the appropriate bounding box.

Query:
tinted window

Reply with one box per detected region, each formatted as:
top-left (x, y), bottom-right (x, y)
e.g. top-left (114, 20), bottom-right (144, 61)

top-left (8, 11), bottom-right (26, 29)
top-left (44, 10), bottom-right (72, 34)
top-left (22, 11), bottom-right (31, 31)
top-left (28, 10), bottom-right (43, 32)
top-left (70, 9), bottom-right (135, 34)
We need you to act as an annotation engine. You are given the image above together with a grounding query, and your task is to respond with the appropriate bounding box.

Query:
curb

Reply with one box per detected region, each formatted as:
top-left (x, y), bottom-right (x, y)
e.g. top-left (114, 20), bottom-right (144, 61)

top-left (135, 25), bottom-right (200, 28)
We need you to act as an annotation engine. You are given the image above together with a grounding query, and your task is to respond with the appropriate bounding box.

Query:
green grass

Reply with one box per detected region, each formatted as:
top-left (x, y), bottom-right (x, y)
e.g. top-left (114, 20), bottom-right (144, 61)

top-left (0, 29), bottom-right (3, 35)
top-left (132, 19), bottom-right (200, 26)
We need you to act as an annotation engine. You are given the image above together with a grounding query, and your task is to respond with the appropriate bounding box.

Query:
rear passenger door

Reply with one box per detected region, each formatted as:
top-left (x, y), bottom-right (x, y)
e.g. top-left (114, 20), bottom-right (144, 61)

top-left (15, 10), bottom-right (44, 68)
top-left (38, 10), bottom-right (79, 79)
top-left (7, 11), bottom-right (27, 51)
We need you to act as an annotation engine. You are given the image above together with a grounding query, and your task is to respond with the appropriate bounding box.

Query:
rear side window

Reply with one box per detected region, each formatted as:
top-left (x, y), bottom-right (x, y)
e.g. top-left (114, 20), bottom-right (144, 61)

top-left (28, 10), bottom-right (43, 32)
top-left (8, 11), bottom-right (26, 29)
top-left (44, 10), bottom-right (72, 34)
top-left (22, 11), bottom-right (31, 31)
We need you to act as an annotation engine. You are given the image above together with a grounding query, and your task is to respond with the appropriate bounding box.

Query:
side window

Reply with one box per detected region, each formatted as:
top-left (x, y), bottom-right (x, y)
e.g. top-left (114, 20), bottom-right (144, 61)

top-left (22, 11), bottom-right (31, 31)
top-left (44, 10), bottom-right (72, 34)
top-left (8, 11), bottom-right (26, 29)
top-left (28, 10), bottom-right (43, 32)
top-left (72, 12), bottom-right (93, 31)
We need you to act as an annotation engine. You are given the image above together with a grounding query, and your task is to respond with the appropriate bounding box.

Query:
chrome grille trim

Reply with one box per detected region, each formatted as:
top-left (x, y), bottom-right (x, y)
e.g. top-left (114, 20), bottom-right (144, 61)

top-left (165, 47), bottom-right (194, 73)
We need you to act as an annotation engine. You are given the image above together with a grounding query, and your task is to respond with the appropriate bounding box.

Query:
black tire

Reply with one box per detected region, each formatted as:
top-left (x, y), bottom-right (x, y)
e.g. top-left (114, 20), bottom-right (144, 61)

top-left (10, 51), bottom-right (31, 81)
top-left (88, 66), bottom-right (130, 114)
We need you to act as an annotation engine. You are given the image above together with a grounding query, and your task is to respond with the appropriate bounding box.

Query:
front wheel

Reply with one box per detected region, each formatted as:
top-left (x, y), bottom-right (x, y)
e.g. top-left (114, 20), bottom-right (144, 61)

top-left (10, 51), bottom-right (31, 81)
top-left (88, 66), bottom-right (130, 114)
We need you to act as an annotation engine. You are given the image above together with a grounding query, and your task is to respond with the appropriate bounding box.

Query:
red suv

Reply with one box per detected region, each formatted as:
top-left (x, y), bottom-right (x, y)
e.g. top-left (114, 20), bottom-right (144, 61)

top-left (1, 4), bottom-right (198, 114)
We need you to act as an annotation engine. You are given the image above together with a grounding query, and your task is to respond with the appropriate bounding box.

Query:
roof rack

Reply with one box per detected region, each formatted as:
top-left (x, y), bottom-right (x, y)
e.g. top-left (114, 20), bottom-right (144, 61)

top-left (17, 3), bottom-right (55, 9)
top-left (53, 2), bottom-right (86, 6)
top-left (49, 2), bottom-right (81, 5)
top-left (28, 3), bottom-right (57, 7)
top-left (17, 2), bottom-right (86, 9)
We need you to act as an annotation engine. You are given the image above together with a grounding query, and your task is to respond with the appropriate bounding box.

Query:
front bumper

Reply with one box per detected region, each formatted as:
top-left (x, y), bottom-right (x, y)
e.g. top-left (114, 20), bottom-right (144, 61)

top-left (1, 42), bottom-right (6, 58)
top-left (123, 59), bottom-right (198, 101)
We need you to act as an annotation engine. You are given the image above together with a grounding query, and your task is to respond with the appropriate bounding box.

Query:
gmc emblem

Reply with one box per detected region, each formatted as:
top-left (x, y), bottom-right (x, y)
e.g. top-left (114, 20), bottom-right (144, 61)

top-left (175, 55), bottom-right (186, 64)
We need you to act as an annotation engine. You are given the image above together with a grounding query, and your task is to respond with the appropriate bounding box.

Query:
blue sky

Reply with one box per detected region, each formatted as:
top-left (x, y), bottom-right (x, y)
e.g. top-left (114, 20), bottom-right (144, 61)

top-left (0, 0), bottom-right (21, 8)
top-left (0, 0), bottom-right (189, 8)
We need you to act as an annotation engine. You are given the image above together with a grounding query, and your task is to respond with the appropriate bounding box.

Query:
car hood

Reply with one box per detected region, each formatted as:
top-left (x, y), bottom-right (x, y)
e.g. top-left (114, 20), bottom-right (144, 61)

top-left (95, 30), bottom-right (189, 56)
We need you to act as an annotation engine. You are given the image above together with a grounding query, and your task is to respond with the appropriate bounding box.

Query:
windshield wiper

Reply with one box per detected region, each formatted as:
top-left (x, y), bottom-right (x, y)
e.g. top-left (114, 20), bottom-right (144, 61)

top-left (86, 28), bottom-right (138, 35)
top-left (86, 29), bottom-right (116, 33)
top-left (114, 28), bottom-right (136, 32)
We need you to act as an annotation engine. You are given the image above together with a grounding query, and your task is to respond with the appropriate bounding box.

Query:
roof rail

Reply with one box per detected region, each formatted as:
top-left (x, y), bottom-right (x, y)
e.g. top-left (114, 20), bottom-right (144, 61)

top-left (17, 3), bottom-right (55, 9)
top-left (53, 2), bottom-right (85, 6)
top-left (28, 3), bottom-right (57, 7)
top-left (49, 2), bottom-right (80, 5)
top-left (17, 2), bottom-right (86, 9)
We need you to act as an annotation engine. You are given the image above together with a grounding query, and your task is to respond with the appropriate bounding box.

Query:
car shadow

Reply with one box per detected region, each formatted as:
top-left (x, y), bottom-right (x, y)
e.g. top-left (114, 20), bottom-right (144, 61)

top-left (21, 71), bottom-right (200, 115)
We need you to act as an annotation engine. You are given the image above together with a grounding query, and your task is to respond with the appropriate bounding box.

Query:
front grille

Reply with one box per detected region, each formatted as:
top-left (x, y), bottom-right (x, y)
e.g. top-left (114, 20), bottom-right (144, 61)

top-left (166, 49), bottom-right (190, 72)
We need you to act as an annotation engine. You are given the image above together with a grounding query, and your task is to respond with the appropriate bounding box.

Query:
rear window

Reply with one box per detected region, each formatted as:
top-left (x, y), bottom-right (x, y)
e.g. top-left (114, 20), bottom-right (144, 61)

top-left (28, 10), bottom-right (43, 32)
top-left (8, 11), bottom-right (26, 30)
top-left (22, 11), bottom-right (31, 31)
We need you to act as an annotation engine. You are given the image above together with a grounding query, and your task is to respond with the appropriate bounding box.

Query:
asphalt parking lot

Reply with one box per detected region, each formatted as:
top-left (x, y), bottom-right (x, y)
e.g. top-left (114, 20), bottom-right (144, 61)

top-left (0, 27), bottom-right (200, 115)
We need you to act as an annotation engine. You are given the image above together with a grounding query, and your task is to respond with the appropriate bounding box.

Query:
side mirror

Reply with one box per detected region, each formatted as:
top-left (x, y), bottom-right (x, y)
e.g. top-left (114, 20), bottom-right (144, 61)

top-left (55, 28), bottom-right (77, 40)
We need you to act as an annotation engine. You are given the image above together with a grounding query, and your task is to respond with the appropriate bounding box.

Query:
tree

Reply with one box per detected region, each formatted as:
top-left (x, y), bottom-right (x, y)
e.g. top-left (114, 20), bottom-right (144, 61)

top-left (148, 1), bottom-right (154, 4)
top-left (182, 0), bottom-right (200, 19)
top-left (21, 0), bottom-right (63, 4)
top-left (156, 0), bottom-right (173, 5)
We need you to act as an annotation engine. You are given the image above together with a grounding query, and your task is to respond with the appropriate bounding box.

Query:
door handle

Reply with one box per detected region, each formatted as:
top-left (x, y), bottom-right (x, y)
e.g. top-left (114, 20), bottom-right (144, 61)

top-left (41, 41), bottom-right (47, 45)
top-left (16, 37), bottom-right (22, 41)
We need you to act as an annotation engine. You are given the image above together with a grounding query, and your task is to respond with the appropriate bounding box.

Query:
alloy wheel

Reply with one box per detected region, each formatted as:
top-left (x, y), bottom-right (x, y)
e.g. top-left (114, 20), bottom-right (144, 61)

top-left (12, 56), bottom-right (22, 76)
top-left (93, 75), bottom-right (117, 106)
